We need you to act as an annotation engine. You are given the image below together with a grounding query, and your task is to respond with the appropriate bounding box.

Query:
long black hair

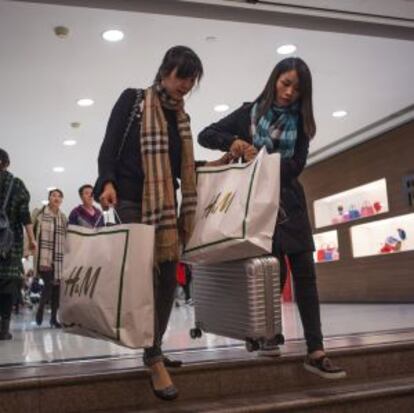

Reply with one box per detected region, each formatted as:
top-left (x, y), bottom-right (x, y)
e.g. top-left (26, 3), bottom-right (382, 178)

top-left (255, 57), bottom-right (316, 139)
top-left (154, 45), bottom-right (203, 84)
top-left (0, 148), bottom-right (10, 170)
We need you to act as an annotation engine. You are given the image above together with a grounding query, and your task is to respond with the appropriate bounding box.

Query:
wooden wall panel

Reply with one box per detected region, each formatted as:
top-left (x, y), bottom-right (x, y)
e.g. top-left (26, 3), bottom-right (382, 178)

top-left (301, 121), bottom-right (414, 302)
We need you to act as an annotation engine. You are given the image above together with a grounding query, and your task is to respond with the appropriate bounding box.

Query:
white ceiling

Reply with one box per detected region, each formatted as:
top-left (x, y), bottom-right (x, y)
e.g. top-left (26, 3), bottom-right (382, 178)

top-left (1, 0), bottom-right (414, 213)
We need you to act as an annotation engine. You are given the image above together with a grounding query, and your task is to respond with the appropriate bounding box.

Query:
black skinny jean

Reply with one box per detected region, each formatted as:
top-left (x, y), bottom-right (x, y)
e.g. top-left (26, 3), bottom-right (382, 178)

top-left (275, 251), bottom-right (324, 354)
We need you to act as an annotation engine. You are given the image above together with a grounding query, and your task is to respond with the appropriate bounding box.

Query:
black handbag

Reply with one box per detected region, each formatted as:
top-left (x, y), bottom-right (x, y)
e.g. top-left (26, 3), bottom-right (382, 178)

top-left (0, 176), bottom-right (15, 260)
top-left (93, 89), bottom-right (145, 202)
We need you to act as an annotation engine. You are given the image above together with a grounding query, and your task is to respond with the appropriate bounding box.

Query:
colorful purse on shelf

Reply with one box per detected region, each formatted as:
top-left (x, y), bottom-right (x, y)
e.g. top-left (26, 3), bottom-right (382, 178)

top-left (324, 246), bottom-right (334, 261)
top-left (373, 201), bottom-right (382, 213)
top-left (316, 248), bottom-right (325, 262)
top-left (360, 201), bottom-right (375, 217)
top-left (348, 205), bottom-right (361, 220)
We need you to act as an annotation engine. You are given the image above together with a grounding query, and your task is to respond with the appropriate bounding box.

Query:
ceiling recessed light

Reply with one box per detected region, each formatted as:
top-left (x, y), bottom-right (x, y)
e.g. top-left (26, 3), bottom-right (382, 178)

top-left (42, 200), bottom-right (49, 205)
top-left (214, 104), bottom-right (230, 113)
top-left (277, 44), bottom-right (297, 55)
top-left (47, 186), bottom-right (56, 192)
top-left (53, 166), bottom-right (65, 173)
top-left (77, 98), bottom-right (94, 107)
top-left (332, 110), bottom-right (348, 118)
top-left (63, 139), bottom-right (77, 146)
top-left (102, 30), bottom-right (124, 42)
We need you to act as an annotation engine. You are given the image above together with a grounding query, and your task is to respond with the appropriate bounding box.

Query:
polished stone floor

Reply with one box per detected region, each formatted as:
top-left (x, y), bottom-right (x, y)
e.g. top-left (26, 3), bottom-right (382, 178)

top-left (1, 301), bottom-right (413, 367)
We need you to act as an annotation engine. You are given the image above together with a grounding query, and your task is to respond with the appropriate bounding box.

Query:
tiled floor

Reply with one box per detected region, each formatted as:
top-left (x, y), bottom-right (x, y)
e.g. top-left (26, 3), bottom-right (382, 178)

top-left (1, 302), bottom-right (413, 367)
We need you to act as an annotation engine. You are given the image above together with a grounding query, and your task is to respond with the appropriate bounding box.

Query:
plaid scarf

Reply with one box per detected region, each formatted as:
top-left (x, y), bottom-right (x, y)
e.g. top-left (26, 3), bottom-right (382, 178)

top-left (251, 102), bottom-right (299, 159)
top-left (35, 206), bottom-right (67, 279)
top-left (140, 84), bottom-right (197, 263)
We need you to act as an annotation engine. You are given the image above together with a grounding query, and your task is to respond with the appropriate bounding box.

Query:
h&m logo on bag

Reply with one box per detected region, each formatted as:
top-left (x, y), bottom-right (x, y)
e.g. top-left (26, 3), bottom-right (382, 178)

top-left (64, 266), bottom-right (101, 299)
top-left (203, 191), bottom-right (236, 218)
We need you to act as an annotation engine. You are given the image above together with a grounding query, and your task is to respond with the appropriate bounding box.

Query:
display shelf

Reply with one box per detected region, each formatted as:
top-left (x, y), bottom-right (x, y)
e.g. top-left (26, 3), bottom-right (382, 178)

top-left (313, 230), bottom-right (339, 263)
top-left (313, 178), bottom-right (389, 229)
top-left (351, 213), bottom-right (414, 258)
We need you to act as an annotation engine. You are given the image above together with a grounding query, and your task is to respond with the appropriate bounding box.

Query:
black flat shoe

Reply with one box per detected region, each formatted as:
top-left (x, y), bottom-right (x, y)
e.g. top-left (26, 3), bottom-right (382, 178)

top-left (163, 356), bottom-right (183, 368)
top-left (0, 332), bottom-right (12, 340)
top-left (35, 310), bottom-right (43, 326)
top-left (150, 378), bottom-right (178, 401)
top-left (50, 320), bottom-right (62, 329)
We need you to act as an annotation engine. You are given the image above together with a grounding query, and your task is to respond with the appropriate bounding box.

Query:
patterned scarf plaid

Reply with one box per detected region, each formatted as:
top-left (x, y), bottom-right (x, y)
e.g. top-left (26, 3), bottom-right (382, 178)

top-left (140, 84), bottom-right (197, 263)
top-left (251, 102), bottom-right (299, 159)
top-left (35, 206), bottom-right (67, 280)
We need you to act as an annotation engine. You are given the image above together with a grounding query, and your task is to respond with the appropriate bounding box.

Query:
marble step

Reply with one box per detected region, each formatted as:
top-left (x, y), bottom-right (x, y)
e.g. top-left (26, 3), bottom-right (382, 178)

top-left (1, 334), bottom-right (413, 413)
top-left (136, 375), bottom-right (414, 413)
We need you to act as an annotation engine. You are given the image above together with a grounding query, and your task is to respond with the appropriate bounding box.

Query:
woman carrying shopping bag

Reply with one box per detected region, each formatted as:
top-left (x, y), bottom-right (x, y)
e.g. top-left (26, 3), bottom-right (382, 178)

top-left (198, 57), bottom-right (346, 380)
top-left (95, 45), bottom-right (227, 401)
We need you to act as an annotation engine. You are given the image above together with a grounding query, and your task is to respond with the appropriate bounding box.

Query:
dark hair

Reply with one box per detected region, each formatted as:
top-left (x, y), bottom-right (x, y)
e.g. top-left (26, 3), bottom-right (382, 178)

top-left (154, 46), bottom-right (203, 84)
top-left (255, 57), bottom-right (316, 139)
top-left (48, 188), bottom-right (64, 199)
top-left (0, 148), bottom-right (10, 170)
top-left (78, 184), bottom-right (93, 197)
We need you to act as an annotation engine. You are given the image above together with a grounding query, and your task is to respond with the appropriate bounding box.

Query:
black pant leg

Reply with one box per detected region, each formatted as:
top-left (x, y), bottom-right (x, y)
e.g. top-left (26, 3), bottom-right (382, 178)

top-left (287, 251), bottom-right (324, 353)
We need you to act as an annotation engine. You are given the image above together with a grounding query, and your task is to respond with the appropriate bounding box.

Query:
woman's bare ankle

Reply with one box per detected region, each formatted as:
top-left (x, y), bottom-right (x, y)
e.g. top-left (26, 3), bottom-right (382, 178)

top-left (309, 350), bottom-right (325, 359)
top-left (150, 361), bottom-right (174, 390)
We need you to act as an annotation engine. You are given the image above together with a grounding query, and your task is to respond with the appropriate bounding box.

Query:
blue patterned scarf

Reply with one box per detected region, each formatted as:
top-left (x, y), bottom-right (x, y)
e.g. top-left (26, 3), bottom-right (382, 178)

top-left (251, 102), bottom-right (299, 159)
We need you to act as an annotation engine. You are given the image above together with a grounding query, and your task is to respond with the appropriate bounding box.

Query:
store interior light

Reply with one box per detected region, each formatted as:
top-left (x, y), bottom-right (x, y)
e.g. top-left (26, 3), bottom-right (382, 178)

top-left (214, 104), bottom-right (230, 113)
top-left (53, 166), bottom-right (65, 173)
top-left (77, 98), bottom-right (94, 107)
top-left (102, 30), bottom-right (124, 42)
top-left (332, 110), bottom-right (348, 118)
top-left (63, 139), bottom-right (77, 146)
top-left (277, 44), bottom-right (296, 55)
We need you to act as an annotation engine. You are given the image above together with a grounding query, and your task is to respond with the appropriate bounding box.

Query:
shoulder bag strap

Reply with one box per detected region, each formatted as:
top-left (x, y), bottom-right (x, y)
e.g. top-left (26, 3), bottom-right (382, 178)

top-left (116, 88), bottom-right (145, 162)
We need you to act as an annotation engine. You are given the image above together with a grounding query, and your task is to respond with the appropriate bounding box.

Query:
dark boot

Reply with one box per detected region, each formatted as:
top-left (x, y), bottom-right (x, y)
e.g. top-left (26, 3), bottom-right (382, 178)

top-left (0, 318), bottom-right (12, 340)
top-left (36, 305), bottom-right (44, 326)
top-left (50, 284), bottom-right (61, 328)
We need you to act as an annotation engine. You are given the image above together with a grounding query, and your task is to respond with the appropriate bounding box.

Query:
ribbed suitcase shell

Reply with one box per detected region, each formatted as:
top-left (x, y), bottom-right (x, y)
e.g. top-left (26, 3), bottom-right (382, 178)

top-left (192, 256), bottom-right (282, 347)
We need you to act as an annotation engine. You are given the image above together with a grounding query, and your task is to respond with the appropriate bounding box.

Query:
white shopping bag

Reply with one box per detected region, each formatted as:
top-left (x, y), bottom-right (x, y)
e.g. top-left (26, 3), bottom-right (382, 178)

top-left (60, 223), bottom-right (155, 348)
top-left (183, 149), bottom-right (280, 264)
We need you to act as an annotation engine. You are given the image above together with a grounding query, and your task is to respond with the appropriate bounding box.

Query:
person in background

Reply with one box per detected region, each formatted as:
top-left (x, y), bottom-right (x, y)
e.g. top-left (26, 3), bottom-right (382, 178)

top-left (182, 263), bottom-right (193, 305)
top-left (198, 57), bottom-right (346, 380)
top-left (0, 148), bottom-right (37, 340)
top-left (32, 189), bottom-right (67, 328)
top-left (69, 184), bottom-right (103, 228)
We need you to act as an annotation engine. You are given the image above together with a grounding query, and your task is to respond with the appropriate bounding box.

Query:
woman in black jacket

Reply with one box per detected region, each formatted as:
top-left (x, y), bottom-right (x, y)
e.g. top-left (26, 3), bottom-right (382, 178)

top-left (198, 57), bottom-right (346, 379)
top-left (96, 46), bottom-right (227, 401)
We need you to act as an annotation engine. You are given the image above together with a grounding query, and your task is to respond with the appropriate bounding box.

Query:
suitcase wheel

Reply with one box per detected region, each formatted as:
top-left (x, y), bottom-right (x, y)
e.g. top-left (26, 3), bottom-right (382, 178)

top-left (245, 339), bottom-right (260, 352)
top-left (274, 334), bottom-right (285, 345)
top-left (190, 327), bottom-right (202, 339)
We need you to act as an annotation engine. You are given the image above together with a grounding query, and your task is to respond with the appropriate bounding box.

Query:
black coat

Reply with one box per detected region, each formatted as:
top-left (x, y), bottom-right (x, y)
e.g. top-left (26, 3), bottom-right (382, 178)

top-left (198, 103), bottom-right (315, 254)
top-left (96, 88), bottom-right (182, 204)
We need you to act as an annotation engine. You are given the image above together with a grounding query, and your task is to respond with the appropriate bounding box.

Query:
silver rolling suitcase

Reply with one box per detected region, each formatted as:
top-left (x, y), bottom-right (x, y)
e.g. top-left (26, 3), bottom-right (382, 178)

top-left (190, 256), bottom-right (284, 352)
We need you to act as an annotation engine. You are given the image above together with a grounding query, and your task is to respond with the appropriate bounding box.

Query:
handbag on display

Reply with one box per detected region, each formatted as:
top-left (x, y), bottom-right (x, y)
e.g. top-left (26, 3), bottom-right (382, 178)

top-left (348, 205), bottom-right (361, 220)
top-left (360, 201), bottom-right (375, 217)
top-left (373, 201), bottom-right (382, 213)
top-left (316, 248), bottom-right (325, 262)
top-left (324, 244), bottom-right (336, 261)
